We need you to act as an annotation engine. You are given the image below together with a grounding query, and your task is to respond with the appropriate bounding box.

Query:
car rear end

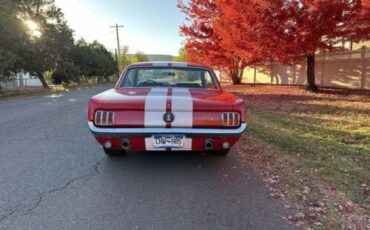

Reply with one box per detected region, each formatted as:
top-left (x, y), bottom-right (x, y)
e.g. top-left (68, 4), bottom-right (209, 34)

top-left (88, 62), bottom-right (246, 155)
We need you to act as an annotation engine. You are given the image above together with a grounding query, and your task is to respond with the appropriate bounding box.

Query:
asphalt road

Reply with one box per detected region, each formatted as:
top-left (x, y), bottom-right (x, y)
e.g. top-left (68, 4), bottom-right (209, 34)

top-left (0, 86), bottom-right (295, 230)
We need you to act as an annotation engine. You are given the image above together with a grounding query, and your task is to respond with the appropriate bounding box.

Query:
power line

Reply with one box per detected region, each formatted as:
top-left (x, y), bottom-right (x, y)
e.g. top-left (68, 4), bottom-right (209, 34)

top-left (76, 0), bottom-right (117, 24)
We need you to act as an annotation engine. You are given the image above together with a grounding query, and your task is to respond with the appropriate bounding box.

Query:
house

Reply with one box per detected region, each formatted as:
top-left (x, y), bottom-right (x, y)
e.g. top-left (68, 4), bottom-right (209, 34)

top-left (0, 71), bottom-right (42, 88)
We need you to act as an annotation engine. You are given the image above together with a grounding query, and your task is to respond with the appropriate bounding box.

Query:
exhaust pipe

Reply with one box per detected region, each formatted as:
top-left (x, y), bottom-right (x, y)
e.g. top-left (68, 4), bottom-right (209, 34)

top-left (121, 139), bottom-right (131, 150)
top-left (204, 140), bottom-right (214, 150)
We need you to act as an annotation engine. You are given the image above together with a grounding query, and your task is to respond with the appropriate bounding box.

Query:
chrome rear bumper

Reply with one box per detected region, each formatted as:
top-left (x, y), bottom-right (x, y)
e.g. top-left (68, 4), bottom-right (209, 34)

top-left (88, 122), bottom-right (247, 138)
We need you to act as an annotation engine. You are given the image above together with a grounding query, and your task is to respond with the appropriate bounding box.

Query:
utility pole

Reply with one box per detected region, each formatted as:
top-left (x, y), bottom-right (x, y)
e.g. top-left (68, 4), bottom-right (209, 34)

top-left (114, 49), bottom-right (119, 78)
top-left (110, 24), bottom-right (124, 70)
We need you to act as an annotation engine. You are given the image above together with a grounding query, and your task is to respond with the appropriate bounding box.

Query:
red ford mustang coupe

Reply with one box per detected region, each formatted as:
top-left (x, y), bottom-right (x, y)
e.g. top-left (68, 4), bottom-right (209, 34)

top-left (88, 62), bottom-right (246, 156)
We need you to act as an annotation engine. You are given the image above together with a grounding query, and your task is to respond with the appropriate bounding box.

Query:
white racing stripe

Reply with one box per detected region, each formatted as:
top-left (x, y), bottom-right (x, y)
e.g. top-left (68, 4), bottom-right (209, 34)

top-left (145, 88), bottom-right (168, 151)
top-left (171, 88), bottom-right (193, 151)
top-left (171, 88), bottom-right (193, 128)
top-left (144, 87), bottom-right (194, 151)
top-left (144, 88), bottom-right (168, 127)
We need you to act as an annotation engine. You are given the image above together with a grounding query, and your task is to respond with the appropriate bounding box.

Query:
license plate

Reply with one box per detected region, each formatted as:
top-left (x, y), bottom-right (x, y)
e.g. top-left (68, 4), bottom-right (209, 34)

top-left (153, 135), bottom-right (184, 148)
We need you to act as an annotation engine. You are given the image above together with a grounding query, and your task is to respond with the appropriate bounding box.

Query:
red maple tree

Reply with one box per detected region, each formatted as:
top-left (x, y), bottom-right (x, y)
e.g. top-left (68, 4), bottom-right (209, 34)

top-left (213, 0), bottom-right (295, 63)
top-left (262, 0), bottom-right (370, 91)
top-left (179, 0), bottom-right (370, 90)
top-left (332, 0), bottom-right (370, 43)
top-left (178, 0), bottom-right (257, 84)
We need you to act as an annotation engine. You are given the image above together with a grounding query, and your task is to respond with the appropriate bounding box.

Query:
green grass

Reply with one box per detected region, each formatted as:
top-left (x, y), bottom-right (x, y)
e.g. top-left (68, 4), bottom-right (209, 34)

top-left (223, 84), bottom-right (370, 228)
top-left (248, 109), bottom-right (369, 203)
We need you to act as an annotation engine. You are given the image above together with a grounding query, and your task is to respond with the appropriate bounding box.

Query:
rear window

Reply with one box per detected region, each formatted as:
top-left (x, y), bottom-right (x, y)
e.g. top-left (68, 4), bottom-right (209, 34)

top-left (120, 67), bottom-right (217, 89)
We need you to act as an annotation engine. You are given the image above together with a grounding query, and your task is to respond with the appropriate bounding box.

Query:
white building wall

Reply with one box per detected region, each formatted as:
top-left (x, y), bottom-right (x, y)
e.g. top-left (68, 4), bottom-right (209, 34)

top-left (0, 72), bottom-right (42, 88)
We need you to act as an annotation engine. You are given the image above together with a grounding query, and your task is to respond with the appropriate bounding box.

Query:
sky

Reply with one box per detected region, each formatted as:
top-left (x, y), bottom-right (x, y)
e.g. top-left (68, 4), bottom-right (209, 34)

top-left (54, 0), bottom-right (187, 56)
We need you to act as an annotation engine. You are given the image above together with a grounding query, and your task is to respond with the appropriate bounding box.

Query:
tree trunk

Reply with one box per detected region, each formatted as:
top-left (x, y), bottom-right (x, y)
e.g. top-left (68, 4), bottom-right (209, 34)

top-left (37, 72), bottom-right (49, 89)
top-left (306, 54), bottom-right (318, 92)
top-left (230, 69), bottom-right (242, 85)
top-left (239, 69), bottom-right (244, 83)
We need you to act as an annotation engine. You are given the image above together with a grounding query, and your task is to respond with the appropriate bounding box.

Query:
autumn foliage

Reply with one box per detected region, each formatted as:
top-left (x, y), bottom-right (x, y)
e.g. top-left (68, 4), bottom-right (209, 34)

top-left (179, 0), bottom-right (370, 90)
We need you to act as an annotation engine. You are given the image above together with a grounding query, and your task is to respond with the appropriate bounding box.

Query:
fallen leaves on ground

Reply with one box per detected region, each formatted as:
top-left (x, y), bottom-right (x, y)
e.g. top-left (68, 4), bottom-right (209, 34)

top-left (228, 84), bottom-right (370, 230)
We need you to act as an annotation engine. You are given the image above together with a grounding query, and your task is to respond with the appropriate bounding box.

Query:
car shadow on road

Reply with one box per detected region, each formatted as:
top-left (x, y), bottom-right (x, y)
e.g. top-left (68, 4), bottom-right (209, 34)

top-left (100, 150), bottom-right (236, 175)
top-left (90, 149), bottom-right (254, 189)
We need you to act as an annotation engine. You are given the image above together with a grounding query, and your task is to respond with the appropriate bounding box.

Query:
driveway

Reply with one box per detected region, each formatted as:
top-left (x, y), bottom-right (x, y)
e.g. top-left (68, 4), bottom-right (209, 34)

top-left (0, 86), bottom-right (295, 230)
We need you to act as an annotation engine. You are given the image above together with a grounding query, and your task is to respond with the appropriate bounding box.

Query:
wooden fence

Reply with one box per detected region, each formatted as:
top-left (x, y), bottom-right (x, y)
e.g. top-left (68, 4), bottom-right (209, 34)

top-left (242, 46), bottom-right (370, 90)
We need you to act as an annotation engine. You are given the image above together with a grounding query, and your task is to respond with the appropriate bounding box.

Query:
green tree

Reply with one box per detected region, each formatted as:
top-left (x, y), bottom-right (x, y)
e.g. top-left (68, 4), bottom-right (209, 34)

top-left (14, 0), bottom-right (75, 88)
top-left (73, 39), bottom-right (117, 83)
top-left (120, 50), bottom-right (150, 66)
top-left (90, 41), bottom-right (117, 81)
top-left (1, 0), bottom-right (117, 87)
top-left (130, 51), bottom-right (149, 63)
top-left (52, 61), bottom-right (80, 84)
top-left (0, 0), bottom-right (28, 81)
top-left (173, 48), bottom-right (187, 62)
top-left (119, 46), bottom-right (131, 69)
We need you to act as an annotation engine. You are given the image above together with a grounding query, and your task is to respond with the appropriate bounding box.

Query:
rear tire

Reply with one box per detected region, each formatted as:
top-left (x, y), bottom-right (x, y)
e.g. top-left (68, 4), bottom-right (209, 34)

top-left (212, 149), bottom-right (231, 156)
top-left (103, 148), bottom-right (126, 157)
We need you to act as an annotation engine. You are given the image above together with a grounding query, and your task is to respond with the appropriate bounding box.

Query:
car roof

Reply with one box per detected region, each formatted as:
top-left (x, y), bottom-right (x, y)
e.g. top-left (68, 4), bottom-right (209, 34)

top-left (126, 61), bottom-right (210, 69)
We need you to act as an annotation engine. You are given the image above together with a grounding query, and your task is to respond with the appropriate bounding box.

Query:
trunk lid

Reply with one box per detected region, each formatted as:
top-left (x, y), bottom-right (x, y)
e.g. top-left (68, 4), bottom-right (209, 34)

top-left (93, 88), bottom-right (241, 128)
